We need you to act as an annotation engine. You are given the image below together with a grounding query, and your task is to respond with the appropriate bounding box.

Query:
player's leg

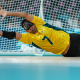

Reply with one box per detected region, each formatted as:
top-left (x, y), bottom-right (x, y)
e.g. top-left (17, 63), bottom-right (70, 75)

top-left (63, 33), bottom-right (80, 57)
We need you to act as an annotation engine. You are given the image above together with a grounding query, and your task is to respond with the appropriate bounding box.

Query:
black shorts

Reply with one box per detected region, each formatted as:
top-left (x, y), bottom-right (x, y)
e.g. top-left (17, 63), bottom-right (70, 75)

top-left (63, 33), bottom-right (80, 57)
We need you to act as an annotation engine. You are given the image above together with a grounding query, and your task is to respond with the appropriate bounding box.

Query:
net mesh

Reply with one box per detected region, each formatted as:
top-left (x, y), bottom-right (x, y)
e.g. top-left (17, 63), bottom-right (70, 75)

top-left (43, 0), bottom-right (80, 33)
top-left (0, 0), bottom-right (41, 54)
top-left (0, 0), bottom-right (80, 55)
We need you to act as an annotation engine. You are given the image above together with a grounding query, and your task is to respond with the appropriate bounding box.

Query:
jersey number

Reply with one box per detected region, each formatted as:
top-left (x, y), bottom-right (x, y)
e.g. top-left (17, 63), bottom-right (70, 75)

top-left (42, 36), bottom-right (53, 45)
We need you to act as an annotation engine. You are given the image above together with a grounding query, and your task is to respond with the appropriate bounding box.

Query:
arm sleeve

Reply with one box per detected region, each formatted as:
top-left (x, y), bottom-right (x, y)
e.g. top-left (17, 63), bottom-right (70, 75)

top-left (31, 15), bottom-right (46, 25)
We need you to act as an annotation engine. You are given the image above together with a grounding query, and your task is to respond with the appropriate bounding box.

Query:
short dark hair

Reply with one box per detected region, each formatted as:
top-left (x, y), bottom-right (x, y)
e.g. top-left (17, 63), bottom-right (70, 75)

top-left (21, 19), bottom-right (33, 28)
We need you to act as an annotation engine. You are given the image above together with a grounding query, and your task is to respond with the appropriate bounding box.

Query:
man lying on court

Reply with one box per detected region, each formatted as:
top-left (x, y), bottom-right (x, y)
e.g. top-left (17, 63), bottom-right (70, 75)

top-left (0, 7), bottom-right (79, 57)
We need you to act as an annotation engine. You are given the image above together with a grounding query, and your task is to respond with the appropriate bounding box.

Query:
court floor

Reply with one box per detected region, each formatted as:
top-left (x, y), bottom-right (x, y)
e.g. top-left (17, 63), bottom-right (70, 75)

top-left (0, 56), bottom-right (80, 80)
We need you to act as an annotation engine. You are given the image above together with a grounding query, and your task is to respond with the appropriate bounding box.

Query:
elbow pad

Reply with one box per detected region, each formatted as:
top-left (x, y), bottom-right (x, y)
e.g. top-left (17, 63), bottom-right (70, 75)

top-left (2, 31), bottom-right (16, 39)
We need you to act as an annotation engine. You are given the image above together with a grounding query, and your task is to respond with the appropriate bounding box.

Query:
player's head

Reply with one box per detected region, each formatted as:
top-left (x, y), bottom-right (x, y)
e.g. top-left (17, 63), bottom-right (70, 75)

top-left (21, 19), bottom-right (37, 34)
top-left (21, 19), bottom-right (34, 30)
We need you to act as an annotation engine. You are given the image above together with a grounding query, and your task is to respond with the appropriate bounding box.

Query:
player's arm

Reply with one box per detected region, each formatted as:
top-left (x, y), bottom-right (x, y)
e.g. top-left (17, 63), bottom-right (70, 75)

top-left (0, 31), bottom-right (22, 40)
top-left (0, 6), bottom-right (34, 21)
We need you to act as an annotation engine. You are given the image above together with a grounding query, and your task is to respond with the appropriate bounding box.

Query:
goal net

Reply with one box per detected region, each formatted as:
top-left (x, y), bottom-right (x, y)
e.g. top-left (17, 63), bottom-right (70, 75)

top-left (0, 0), bottom-right (80, 56)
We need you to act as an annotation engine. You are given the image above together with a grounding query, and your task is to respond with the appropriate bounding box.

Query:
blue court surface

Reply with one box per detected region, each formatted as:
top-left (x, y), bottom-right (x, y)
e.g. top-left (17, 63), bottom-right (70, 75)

top-left (0, 56), bottom-right (80, 80)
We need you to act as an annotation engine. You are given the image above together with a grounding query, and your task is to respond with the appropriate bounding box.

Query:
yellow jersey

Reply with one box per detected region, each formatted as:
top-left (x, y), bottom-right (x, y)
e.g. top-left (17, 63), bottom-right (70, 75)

top-left (19, 15), bottom-right (70, 55)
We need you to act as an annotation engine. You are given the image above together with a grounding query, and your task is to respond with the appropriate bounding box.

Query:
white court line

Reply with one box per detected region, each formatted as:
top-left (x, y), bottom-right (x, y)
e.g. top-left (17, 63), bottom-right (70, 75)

top-left (0, 56), bottom-right (80, 67)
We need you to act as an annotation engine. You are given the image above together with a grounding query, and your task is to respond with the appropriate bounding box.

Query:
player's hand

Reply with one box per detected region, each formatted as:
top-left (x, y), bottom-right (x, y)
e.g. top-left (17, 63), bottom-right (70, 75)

top-left (0, 6), bottom-right (7, 21)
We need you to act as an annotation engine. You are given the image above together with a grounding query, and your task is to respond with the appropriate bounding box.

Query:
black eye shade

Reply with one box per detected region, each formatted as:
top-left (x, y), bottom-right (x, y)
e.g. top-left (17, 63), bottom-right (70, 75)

top-left (23, 21), bottom-right (33, 30)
